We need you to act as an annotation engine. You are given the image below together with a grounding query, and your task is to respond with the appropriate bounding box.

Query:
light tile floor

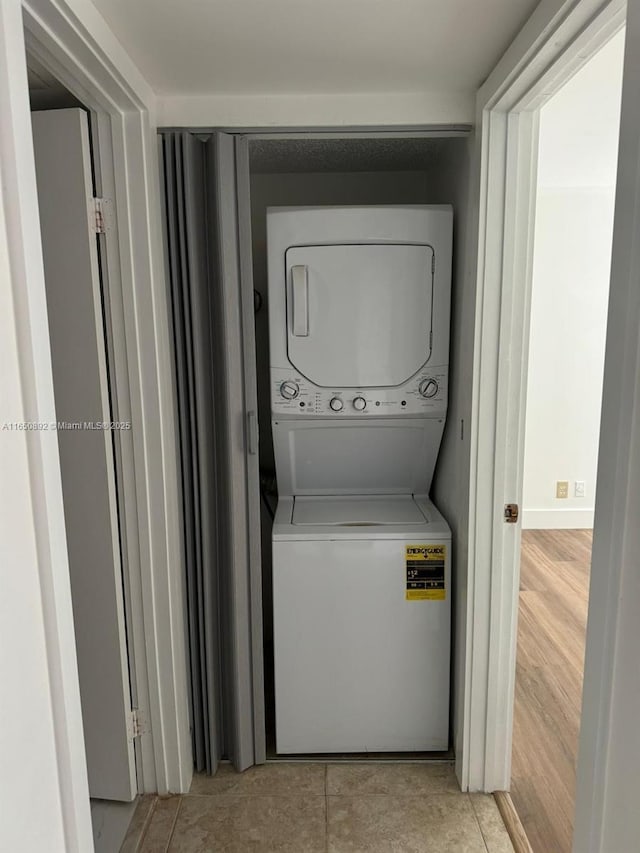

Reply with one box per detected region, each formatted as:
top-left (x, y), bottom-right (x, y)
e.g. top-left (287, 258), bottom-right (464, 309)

top-left (125, 763), bottom-right (514, 852)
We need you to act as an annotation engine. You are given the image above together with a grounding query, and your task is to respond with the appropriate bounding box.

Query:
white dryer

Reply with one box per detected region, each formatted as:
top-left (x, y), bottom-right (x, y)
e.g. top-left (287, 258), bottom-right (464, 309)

top-left (267, 205), bottom-right (453, 754)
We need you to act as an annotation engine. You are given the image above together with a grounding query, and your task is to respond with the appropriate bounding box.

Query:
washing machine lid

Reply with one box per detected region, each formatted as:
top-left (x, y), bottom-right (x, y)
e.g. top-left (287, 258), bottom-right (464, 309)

top-left (285, 243), bottom-right (433, 388)
top-left (292, 495), bottom-right (428, 526)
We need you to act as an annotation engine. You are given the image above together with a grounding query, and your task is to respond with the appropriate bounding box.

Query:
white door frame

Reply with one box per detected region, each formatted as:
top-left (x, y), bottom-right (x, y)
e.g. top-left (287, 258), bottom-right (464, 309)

top-left (1, 1), bottom-right (92, 847)
top-left (464, 0), bottom-right (626, 802)
top-left (4, 0), bottom-right (191, 828)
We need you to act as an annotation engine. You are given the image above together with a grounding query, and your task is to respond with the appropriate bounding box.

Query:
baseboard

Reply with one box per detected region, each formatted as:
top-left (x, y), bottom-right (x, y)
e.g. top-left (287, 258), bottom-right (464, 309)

top-left (494, 791), bottom-right (534, 853)
top-left (521, 508), bottom-right (594, 529)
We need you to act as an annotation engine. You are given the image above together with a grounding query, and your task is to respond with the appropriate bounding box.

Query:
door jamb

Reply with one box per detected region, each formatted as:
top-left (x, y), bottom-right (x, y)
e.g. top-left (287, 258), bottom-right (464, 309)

top-left (20, 0), bottom-right (192, 800)
top-left (0, 1), bottom-right (94, 847)
top-left (465, 0), bottom-right (624, 796)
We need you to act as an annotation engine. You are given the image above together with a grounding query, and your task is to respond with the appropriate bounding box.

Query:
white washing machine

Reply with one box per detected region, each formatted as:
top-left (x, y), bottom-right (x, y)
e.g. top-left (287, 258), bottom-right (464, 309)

top-left (273, 495), bottom-right (451, 753)
top-left (267, 205), bottom-right (453, 754)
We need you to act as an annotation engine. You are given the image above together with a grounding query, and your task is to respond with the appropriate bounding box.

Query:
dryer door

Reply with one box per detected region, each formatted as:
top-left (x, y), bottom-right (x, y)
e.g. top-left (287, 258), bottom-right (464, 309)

top-left (285, 243), bottom-right (433, 387)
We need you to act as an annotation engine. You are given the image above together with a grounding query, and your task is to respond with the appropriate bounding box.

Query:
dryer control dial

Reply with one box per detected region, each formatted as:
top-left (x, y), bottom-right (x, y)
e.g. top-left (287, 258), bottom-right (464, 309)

top-left (280, 380), bottom-right (300, 400)
top-left (419, 378), bottom-right (439, 399)
top-left (329, 397), bottom-right (344, 412)
top-left (353, 396), bottom-right (367, 411)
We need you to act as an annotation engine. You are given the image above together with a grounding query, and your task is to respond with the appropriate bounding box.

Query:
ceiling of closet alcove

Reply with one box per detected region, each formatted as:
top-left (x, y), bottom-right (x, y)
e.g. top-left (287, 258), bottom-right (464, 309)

top-left (93, 0), bottom-right (539, 96)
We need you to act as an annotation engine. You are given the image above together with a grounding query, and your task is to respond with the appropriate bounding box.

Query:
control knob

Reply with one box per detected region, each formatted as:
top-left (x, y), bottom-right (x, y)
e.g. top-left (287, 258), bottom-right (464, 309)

top-left (329, 397), bottom-right (344, 412)
top-left (280, 380), bottom-right (299, 400)
top-left (353, 396), bottom-right (367, 411)
top-left (419, 378), bottom-right (439, 399)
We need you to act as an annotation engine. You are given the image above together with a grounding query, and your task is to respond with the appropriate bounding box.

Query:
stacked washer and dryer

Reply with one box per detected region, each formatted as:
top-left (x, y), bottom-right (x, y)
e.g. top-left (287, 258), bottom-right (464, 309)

top-left (267, 205), bottom-right (453, 754)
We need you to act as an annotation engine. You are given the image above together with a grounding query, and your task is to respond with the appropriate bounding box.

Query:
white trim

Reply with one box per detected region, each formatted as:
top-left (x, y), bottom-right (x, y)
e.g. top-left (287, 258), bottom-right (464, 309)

top-left (521, 508), bottom-right (595, 529)
top-left (464, 0), bottom-right (625, 794)
top-left (17, 0), bottom-right (192, 800)
top-left (157, 91), bottom-right (474, 129)
top-left (88, 108), bottom-right (152, 792)
top-left (28, 0), bottom-right (156, 109)
top-left (479, 106), bottom-right (541, 792)
top-left (0, 1), bottom-right (92, 849)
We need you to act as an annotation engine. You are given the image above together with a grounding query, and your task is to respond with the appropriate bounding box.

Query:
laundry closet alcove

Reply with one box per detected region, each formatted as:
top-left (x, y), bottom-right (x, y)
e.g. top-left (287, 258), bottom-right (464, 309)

top-left (160, 129), bottom-right (471, 775)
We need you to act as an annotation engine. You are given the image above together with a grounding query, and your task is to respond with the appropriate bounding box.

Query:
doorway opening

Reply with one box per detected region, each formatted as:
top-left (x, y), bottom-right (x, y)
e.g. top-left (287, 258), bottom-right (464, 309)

top-left (162, 129), bottom-right (475, 775)
top-left (27, 50), bottom-right (139, 853)
top-left (247, 135), bottom-right (469, 761)
top-left (510, 30), bottom-right (625, 852)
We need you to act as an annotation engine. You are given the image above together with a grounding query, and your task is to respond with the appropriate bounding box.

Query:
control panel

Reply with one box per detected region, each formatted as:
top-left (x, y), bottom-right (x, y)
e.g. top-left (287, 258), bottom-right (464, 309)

top-left (270, 366), bottom-right (448, 417)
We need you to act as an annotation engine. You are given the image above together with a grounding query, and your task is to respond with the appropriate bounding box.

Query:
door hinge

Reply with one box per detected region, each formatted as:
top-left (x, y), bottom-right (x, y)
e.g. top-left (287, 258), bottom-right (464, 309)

top-left (92, 197), bottom-right (106, 233)
top-left (92, 197), bottom-right (113, 234)
top-left (128, 708), bottom-right (149, 739)
top-left (504, 503), bottom-right (519, 523)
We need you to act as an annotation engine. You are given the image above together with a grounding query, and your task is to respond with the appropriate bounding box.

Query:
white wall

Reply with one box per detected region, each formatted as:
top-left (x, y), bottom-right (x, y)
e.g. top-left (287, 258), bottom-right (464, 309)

top-left (522, 30), bottom-right (624, 530)
top-left (427, 137), bottom-right (473, 760)
top-left (158, 92), bottom-right (475, 129)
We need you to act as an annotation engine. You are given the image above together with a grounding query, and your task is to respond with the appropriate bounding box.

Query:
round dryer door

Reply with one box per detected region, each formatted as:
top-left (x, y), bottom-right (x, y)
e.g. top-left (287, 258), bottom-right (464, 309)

top-left (285, 243), bottom-right (434, 388)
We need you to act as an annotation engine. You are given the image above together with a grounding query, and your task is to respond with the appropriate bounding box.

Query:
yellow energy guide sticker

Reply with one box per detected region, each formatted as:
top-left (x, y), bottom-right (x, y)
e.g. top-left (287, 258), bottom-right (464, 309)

top-left (406, 544), bottom-right (446, 601)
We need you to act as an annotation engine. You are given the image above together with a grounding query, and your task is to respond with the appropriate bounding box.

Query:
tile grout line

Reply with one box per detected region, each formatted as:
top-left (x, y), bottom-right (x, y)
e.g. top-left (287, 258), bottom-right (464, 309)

top-left (468, 793), bottom-right (491, 853)
top-left (163, 796), bottom-right (184, 853)
top-left (186, 792), bottom-right (462, 797)
top-left (325, 765), bottom-right (329, 853)
top-left (133, 795), bottom-right (159, 853)
top-left (186, 791), bottom-right (331, 798)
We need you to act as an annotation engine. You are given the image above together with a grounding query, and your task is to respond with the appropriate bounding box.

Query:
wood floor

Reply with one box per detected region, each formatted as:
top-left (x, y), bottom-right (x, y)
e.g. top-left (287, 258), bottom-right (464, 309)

top-left (511, 528), bottom-right (592, 853)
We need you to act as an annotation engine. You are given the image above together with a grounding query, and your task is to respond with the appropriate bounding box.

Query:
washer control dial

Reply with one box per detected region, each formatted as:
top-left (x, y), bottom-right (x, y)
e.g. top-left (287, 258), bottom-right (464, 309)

top-left (329, 397), bottom-right (344, 412)
top-left (280, 380), bottom-right (300, 400)
top-left (353, 396), bottom-right (367, 411)
top-left (419, 378), bottom-right (439, 399)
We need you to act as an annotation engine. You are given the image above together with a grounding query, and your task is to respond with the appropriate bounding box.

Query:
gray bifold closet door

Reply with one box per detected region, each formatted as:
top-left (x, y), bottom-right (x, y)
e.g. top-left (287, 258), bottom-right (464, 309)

top-left (161, 131), bottom-right (265, 774)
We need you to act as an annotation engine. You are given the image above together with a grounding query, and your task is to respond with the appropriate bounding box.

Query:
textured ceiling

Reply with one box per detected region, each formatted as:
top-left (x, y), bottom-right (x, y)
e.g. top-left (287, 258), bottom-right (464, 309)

top-left (249, 136), bottom-right (465, 173)
top-left (93, 0), bottom-right (539, 97)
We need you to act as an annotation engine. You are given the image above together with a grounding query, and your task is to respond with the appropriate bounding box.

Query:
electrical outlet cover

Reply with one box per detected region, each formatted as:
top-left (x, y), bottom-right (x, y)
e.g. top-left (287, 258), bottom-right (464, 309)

top-left (556, 480), bottom-right (569, 499)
